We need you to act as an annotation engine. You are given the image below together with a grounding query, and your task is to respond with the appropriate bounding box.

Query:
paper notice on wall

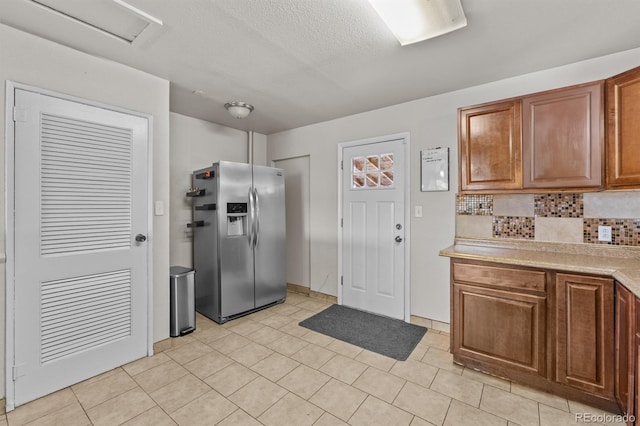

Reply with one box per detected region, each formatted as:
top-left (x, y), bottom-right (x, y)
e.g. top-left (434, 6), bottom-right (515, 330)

top-left (421, 147), bottom-right (449, 192)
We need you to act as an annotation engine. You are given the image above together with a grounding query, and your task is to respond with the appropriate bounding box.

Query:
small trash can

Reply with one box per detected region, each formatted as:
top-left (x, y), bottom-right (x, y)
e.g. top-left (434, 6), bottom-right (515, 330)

top-left (170, 266), bottom-right (196, 337)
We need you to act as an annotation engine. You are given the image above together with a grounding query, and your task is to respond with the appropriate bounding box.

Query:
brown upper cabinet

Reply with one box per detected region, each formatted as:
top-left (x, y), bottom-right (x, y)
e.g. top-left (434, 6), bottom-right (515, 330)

top-left (459, 100), bottom-right (522, 191)
top-left (459, 82), bottom-right (605, 193)
top-left (456, 64), bottom-right (640, 192)
top-left (522, 83), bottom-right (603, 188)
top-left (458, 67), bottom-right (640, 192)
top-left (606, 66), bottom-right (640, 189)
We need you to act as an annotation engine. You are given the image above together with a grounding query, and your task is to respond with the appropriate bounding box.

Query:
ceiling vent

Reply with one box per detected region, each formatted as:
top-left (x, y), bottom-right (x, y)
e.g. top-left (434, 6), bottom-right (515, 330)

top-left (30, 0), bottom-right (162, 44)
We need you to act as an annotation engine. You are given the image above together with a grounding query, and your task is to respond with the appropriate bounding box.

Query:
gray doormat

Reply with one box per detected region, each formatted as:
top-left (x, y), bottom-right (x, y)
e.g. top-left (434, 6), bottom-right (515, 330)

top-left (299, 304), bottom-right (427, 361)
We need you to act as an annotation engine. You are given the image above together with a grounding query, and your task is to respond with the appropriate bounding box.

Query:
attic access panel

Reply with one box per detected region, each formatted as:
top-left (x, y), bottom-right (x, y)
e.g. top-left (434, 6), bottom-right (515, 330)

top-left (30, 0), bottom-right (162, 43)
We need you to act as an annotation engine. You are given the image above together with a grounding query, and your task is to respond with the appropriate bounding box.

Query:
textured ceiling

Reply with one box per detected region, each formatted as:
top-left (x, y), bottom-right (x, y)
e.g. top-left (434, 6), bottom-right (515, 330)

top-left (2, 0), bottom-right (640, 134)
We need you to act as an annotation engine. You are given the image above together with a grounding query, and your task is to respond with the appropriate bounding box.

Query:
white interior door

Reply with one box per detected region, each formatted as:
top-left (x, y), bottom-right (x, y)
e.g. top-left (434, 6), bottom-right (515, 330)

top-left (341, 138), bottom-right (406, 319)
top-left (11, 88), bottom-right (149, 407)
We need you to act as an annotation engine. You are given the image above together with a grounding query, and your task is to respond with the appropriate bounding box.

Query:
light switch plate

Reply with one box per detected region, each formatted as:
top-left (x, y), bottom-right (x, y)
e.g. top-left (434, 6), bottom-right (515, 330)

top-left (154, 201), bottom-right (164, 216)
top-left (415, 205), bottom-right (423, 218)
top-left (598, 225), bottom-right (612, 242)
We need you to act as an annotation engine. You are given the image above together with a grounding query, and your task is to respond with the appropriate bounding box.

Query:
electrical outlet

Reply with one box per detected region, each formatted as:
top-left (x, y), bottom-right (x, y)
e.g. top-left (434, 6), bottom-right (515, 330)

top-left (415, 205), bottom-right (423, 218)
top-left (598, 225), bottom-right (612, 242)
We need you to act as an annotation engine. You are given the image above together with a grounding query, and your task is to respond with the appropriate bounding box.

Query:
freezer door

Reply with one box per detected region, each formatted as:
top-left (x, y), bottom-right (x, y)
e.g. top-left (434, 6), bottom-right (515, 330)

top-left (193, 165), bottom-right (219, 320)
top-left (253, 165), bottom-right (287, 307)
top-left (218, 161), bottom-right (255, 317)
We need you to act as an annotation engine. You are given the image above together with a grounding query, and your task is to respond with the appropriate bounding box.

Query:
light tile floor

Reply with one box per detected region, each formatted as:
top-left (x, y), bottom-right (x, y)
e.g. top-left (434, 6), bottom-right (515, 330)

top-left (1, 292), bottom-right (626, 426)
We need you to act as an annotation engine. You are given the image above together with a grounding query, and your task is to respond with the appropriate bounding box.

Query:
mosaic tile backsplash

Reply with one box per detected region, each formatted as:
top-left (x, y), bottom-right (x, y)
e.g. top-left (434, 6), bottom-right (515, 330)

top-left (493, 216), bottom-right (535, 239)
top-left (456, 194), bottom-right (493, 215)
top-left (456, 192), bottom-right (640, 246)
top-left (534, 193), bottom-right (583, 218)
top-left (584, 218), bottom-right (640, 246)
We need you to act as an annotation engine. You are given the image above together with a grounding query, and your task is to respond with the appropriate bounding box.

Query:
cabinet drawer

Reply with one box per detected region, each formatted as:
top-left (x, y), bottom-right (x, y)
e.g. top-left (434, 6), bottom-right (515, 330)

top-left (453, 262), bottom-right (546, 293)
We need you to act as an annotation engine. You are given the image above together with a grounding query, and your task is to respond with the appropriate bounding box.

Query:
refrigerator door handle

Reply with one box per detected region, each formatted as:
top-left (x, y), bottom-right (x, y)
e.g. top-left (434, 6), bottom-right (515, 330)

top-left (247, 188), bottom-right (254, 246)
top-left (254, 188), bottom-right (260, 248)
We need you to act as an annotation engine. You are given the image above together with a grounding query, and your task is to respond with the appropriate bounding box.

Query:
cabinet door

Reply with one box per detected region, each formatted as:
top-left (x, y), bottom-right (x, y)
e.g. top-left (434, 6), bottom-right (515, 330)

top-left (452, 282), bottom-right (546, 376)
top-left (607, 66), bottom-right (640, 188)
top-left (635, 297), bottom-right (640, 425)
top-left (459, 100), bottom-right (522, 191)
top-left (615, 283), bottom-right (635, 416)
top-left (522, 83), bottom-right (603, 188)
top-left (556, 274), bottom-right (614, 397)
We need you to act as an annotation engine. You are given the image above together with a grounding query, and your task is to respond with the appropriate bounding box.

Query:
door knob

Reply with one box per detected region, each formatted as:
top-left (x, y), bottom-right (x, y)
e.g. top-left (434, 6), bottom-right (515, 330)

top-left (395, 236), bottom-right (403, 243)
top-left (135, 234), bottom-right (147, 242)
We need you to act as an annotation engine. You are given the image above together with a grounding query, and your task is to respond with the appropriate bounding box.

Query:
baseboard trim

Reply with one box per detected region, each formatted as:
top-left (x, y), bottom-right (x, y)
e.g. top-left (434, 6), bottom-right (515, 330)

top-left (410, 315), bottom-right (450, 333)
top-left (287, 282), bottom-right (310, 295)
top-left (309, 290), bottom-right (337, 304)
top-left (287, 283), bottom-right (337, 304)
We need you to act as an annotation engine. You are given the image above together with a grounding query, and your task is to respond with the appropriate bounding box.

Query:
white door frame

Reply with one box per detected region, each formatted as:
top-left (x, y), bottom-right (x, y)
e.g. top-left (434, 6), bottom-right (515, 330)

top-left (4, 81), bottom-right (154, 411)
top-left (337, 132), bottom-right (411, 322)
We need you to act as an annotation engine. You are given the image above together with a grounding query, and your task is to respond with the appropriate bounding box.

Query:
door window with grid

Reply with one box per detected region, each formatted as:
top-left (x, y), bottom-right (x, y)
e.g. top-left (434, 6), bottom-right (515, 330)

top-left (351, 153), bottom-right (394, 189)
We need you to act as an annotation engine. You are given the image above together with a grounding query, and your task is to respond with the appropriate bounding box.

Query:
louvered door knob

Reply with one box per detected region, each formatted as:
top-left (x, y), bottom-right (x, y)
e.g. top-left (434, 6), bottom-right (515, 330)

top-left (135, 234), bottom-right (147, 242)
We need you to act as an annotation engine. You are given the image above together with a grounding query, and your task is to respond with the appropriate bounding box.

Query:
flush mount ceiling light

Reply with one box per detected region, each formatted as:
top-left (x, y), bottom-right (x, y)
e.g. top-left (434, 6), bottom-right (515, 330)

top-left (367, 0), bottom-right (467, 46)
top-left (224, 102), bottom-right (254, 119)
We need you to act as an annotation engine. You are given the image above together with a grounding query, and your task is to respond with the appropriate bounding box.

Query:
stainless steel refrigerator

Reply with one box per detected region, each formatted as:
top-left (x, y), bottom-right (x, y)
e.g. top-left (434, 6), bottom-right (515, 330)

top-left (189, 161), bottom-right (286, 323)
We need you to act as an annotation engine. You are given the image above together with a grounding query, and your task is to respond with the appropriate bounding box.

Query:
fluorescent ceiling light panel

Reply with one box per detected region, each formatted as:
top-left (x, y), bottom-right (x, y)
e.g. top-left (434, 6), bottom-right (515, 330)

top-left (368, 0), bottom-right (467, 46)
top-left (30, 0), bottom-right (162, 43)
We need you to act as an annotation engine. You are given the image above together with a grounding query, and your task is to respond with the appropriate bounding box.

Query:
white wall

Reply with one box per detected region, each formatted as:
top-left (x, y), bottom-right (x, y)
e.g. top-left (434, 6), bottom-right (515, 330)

top-left (267, 47), bottom-right (640, 323)
top-left (169, 112), bottom-right (267, 268)
top-left (0, 24), bottom-right (171, 396)
top-left (273, 156), bottom-right (311, 288)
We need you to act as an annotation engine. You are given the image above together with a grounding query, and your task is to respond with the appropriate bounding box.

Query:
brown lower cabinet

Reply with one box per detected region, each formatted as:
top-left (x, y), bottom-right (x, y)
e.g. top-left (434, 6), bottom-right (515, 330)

top-left (451, 262), bottom-right (547, 377)
top-left (636, 297), bottom-right (640, 425)
top-left (451, 259), bottom-right (628, 415)
top-left (452, 282), bottom-right (547, 376)
top-left (555, 273), bottom-right (614, 397)
top-left (615, 283), bottom-right (635, 419)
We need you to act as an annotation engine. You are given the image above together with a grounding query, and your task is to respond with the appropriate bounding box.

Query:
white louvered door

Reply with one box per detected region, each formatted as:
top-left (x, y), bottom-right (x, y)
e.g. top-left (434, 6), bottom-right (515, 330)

top-left (13, 89), bottom-right (149, 406)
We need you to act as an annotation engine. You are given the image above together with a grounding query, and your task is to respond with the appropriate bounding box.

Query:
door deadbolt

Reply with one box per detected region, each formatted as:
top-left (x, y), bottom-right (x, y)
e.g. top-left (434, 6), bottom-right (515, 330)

top-left (396, 224), bottom-right (402, 230)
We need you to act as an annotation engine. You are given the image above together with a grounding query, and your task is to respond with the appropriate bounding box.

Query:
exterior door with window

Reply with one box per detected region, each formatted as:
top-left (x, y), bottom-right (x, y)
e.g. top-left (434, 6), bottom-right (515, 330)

top-left (341, 138), bottom-right (406, 319)
top-left (11, 88), bottom-right (149, 407)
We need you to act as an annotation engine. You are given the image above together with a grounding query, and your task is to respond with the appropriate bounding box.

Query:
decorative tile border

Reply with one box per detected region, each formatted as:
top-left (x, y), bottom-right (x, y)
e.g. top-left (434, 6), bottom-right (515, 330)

top-left (456, 191), bottom-right (640, 247)
top-left (583, 218), bottom-right (640, 246)
top-left (456, 194), bottom-right (493, 216)
top-left (534, 193), bottom-right (583, 218)
top-left (493, 216), bottom-right (535, 239)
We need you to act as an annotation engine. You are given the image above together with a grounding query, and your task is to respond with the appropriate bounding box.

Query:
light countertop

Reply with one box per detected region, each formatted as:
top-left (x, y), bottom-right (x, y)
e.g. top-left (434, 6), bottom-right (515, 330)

top-left (440, 238), bottom-right (640, 296)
